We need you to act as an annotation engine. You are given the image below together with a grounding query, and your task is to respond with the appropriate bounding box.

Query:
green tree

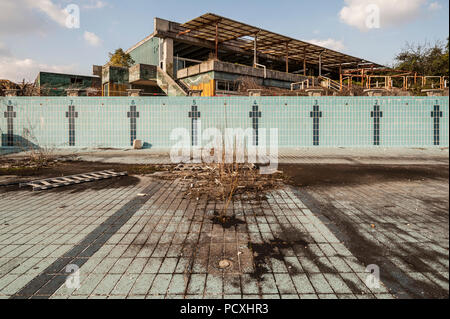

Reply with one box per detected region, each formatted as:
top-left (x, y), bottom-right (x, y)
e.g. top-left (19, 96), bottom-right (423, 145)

top-left (108, 48), bottom-right (135, 68)
top-left (394, 38), bottom-right (449, 76)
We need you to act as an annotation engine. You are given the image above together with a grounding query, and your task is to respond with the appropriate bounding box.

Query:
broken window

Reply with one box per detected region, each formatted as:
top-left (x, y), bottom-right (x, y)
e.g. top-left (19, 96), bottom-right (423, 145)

top-left (70, 78), bottom-right (83, 85)
top-left (216, 80), bottom-right (238, 93)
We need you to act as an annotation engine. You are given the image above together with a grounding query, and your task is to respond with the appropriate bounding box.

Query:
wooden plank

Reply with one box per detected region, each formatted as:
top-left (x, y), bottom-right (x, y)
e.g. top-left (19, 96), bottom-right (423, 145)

top-left (50, 179), bottom-right (72, 185)
top-left (60, 177), bottom-right (79, 183)
top-left (71, 176), bottom-right (86, 181)
top-left (96, 172), bottom-right (110, 176)
top-left (90, 173), bottom-right (107, 178)
top-left (79, 174), bottom-right (98, 180)
top-left (28, 183), bottom-right (44, 189)
top-left (21, 170), bottom-right (128, 191)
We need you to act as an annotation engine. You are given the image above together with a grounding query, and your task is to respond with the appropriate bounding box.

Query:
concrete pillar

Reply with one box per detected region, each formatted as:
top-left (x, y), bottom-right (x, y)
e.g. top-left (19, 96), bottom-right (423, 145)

top-left (65, 89), bottom-right (81, 97)
top-left (253, 33), bottom-right (258, 67)
top-left (248, 89), bottom-right (262, 97)
top-left (162, 38), bottom-right (174, 77)
top-left (127, 89), bottom-right (143, 97)
top-left (189, 90), bottom-right (203, 97)
top-left (364, 89), bottom-right (385, 97)
top-left (305, 89), bottom-right (324, 97)
top-left (4, 89), bottom-right (18, 97)
top-left (422, 89), bottom-right (444, 97)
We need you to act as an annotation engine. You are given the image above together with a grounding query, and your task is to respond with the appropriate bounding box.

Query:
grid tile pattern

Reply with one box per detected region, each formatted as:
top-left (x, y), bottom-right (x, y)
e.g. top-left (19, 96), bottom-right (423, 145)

top-left (0, 97), bottom-right (448, 149)
top-left (1, 169), bottom-right (448, 299)
top-left (299, 178), bottom-right (449, 299)
top-left (0, 178), bottom-right (396, 299)
top-left (0, 177), bottom-right (152, 297)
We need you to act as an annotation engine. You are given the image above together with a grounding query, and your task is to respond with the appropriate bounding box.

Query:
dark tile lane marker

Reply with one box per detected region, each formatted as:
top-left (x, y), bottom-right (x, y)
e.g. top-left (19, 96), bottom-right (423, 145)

top-left (10, 181), bottom-right (162, 299)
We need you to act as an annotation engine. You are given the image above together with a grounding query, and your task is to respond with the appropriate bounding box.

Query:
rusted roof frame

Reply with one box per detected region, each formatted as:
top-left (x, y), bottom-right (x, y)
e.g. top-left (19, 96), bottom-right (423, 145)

top-left (189, 22), bottom-right (256, 43)
top-left (183, 16), bottom-right (222, 30)
top-left (181, 13), bottom-right (383, 68)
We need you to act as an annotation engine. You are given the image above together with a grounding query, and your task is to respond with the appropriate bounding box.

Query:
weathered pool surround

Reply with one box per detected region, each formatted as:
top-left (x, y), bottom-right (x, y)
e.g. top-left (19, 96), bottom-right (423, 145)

top-left (0, 97), bottom-right (448, 149)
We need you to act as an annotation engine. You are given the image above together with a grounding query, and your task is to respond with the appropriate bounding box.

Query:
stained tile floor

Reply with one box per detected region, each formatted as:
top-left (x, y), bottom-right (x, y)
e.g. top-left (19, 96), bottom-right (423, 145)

top-left (0, 169), bottom-right (448, 299)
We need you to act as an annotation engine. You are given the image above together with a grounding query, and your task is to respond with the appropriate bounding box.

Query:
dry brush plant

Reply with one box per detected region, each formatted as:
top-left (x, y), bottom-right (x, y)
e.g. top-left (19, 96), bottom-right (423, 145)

top-left (17, 120), bottom-right (57, 168)
top-left (0, 80), bottom-right (41, 96)
top-left (171, 144), bottom-right (284, 223)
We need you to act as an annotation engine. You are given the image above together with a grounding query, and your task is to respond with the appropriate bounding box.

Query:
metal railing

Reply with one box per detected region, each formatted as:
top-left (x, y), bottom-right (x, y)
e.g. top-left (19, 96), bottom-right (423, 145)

top-left (254, 63), bottom-right (267, 78)
top-left (290, 77), bottom-right (315, 91)
top-left (318, 76), bottom-right (341, 91)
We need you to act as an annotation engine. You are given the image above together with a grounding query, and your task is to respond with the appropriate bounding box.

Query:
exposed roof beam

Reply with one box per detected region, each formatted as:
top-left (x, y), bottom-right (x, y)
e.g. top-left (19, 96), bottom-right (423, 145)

top-left (178, 17), bottom-right (222, 36)
top-left (176, 44), bottom-right (209, 57)
top-left (155, 29), bottom-right (290, 66)
top-left (180, 13), bottom-right (384, 68)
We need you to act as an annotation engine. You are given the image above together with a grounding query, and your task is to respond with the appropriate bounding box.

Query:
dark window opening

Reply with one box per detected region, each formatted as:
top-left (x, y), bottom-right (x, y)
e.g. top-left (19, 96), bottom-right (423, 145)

top-left (71, 78), bottom-right (83, 84)
top-left (216, 80), bottom-right (238, 92)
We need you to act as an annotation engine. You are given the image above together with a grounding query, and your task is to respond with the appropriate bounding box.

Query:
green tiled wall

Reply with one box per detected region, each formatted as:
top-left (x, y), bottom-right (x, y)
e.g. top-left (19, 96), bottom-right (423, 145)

top-left (0, 97), bottom-right (448, 150)
top-left (128, 37), bottom-right (160, 67)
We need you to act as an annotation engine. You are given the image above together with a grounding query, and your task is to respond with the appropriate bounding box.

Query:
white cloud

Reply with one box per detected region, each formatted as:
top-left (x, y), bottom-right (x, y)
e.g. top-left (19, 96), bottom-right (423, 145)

top-left (0, 0), bottom-right (70, 35)
top-left (0, 2), bottom-right (42, 36)
top-left (27, 0), bottom-right (70, 27)
top-left (306, 39), bottom-right (347, 52)
top-left (0, 42), bottom-right (11, 57)
top-left (428, 1), bottom-right (442, 10)
top-left (84, 31), bottom-right (102, 46)
top-left (339, 0), bottom-right (427, 31)
top-left (0, 55), bottom-right (76, 82)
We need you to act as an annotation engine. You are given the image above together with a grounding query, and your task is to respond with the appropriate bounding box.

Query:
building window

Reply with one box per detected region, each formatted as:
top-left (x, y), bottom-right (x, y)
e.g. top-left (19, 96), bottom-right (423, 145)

top-left (71, 78), bottom-right (83, 85)
top-left (216, 80), bottom-right (238, 93)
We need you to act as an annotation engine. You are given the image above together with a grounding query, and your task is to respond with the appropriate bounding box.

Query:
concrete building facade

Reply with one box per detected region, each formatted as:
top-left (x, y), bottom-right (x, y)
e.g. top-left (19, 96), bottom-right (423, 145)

top-left (35, 72), bottom-right (101, 96)
top-left (112, 13), bottom-right (383, 97)
top-left (28, 13), bottom-right (447, 97)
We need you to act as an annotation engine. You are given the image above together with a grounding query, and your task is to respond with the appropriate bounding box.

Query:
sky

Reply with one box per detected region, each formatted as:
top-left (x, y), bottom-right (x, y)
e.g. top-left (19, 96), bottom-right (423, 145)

top-left (0, 0), bottom-right (448, 82)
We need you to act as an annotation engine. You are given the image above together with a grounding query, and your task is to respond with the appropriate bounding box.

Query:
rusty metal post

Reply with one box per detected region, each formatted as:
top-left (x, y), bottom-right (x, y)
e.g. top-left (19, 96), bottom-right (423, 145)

top-left (285, 42), bottom-right (289, 73)
top-left (215, 22), bottom-right (219, 60)
top-left (319, 51), bottom-right (325, 77)
top-left (303, 48), bottom-right (307, 76)
top-left (361, 69), bottom-right (364, 89)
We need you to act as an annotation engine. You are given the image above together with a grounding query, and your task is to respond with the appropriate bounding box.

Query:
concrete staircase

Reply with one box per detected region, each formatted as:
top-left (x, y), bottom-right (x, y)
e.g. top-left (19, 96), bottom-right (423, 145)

top-left (156, 67), bottom-right (189, 96)
top-left (318, 76), bottom-right (344, 92)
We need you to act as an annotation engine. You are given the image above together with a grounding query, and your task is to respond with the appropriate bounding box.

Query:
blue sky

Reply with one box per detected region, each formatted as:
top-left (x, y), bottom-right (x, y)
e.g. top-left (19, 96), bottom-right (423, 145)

top-left (0, 0), bottom-right (448, 82)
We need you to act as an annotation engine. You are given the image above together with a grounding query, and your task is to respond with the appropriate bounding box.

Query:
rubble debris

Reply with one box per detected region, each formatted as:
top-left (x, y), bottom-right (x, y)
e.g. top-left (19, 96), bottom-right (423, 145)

top-left (211, 211), bottom-right (245, 229)
top-left (164, 163), bottom-right (284, 201)
top-left (218, 259), bottom-right (232, 269)
top-left (133, 140), bottom-right (143, 149)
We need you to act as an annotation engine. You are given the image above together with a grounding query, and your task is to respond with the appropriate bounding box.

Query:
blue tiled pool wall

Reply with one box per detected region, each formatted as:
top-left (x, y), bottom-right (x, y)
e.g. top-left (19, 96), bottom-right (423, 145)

top-left (0, 97), bottom-right (448, 149)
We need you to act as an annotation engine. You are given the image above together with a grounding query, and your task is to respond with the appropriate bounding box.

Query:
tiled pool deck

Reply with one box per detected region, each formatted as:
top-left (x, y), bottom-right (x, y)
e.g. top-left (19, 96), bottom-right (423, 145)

top-left (0, 162), bottom-right (448, 299)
